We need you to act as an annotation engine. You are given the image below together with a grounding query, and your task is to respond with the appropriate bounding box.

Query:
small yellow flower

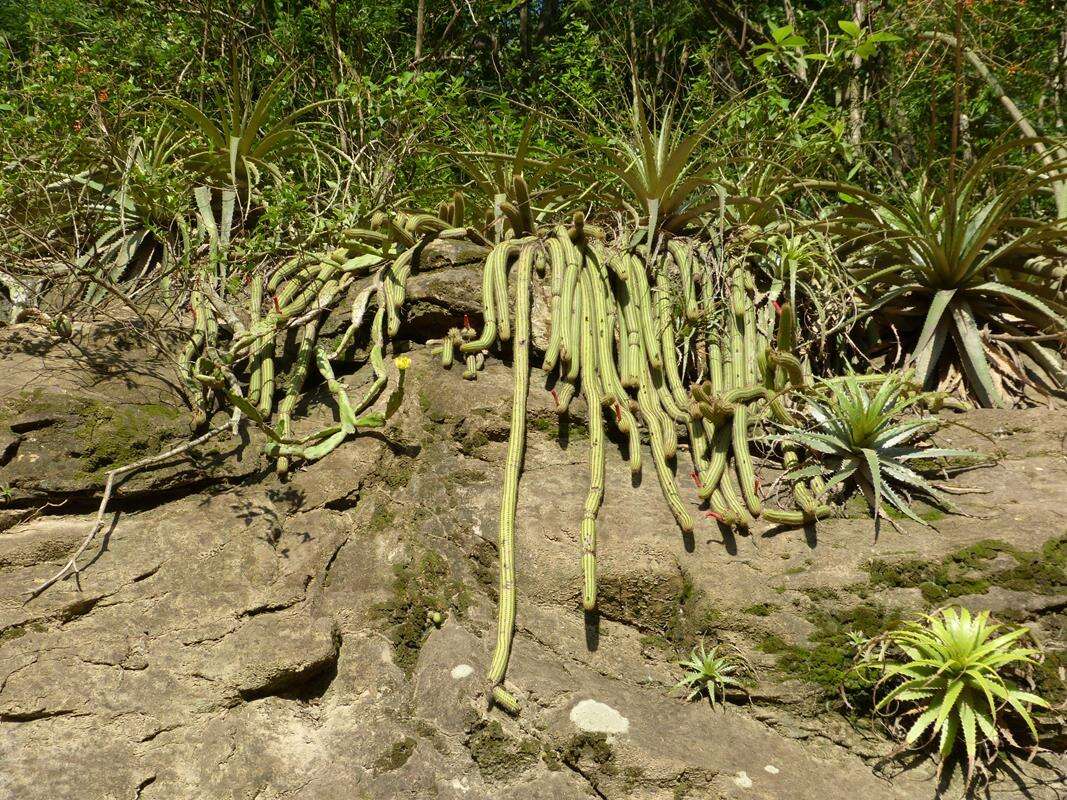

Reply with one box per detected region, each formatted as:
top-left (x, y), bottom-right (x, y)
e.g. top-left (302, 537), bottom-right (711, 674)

top-left (394, 355), bottom-right (412, 371)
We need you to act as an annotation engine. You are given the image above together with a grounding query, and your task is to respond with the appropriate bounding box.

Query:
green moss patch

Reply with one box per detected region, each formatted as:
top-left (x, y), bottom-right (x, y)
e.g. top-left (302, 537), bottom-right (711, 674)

top-left (0, 621), bottom-right (46, 642)
top-left (598, 571), bottom-right (693, 636)
top-left (760, 604), bottom-right (903, 710)
top-left (560, 732), bottom-right (618, 788)
top-left (2, 389), bottom-right (185, 478)
top-left (373, 549), bottom-right (470, 673)
top-left (529, 413), bottom-right (589, 440)
top-left (372, 737), bottom-right (416, 774)
top-left (864, 537), bottom-right (1066, 602)
top-left (467, 720), bottom-right (541, 781)
top-left (73, 401), bottom-right (182, 477)
top-left (742, 602), bottom-right (778, 617)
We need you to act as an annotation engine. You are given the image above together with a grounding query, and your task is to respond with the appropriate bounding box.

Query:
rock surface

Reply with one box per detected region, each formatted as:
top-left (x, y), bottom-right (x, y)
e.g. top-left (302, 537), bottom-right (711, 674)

top-left (0, 316), bottom-right (1064, 800)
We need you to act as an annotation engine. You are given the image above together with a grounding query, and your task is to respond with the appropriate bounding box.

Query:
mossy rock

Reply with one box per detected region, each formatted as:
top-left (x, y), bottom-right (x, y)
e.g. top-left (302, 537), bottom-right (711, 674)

top-left (742, 602), bottom-right (778, 617)
top-left (865, 537), bottom-right (1066, 603)
top-left (597, 570), bottom-right (692, 637)
top-left (0, 621), bottom-right (46, 643)
top-left (467, 720), bottom-right (541, 782)
top-left (373, 548), bottom-right (471, 673)
top-left (760, 603), bottom-right (904, 712)
top-left (372, 737), bottom-right (416, 775)
top-left (560, 731), bottom-right (617, 777)
top-left (72, 401), bottom-right (183, 478)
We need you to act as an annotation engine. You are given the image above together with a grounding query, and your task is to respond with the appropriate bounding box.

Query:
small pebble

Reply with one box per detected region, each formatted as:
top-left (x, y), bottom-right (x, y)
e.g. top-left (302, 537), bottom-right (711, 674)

top-left (764, 765), bottom-right (780, 775)
top-left (450, 664), bottom-right (474, 680)
top-left (734, 771), bottom-right (753, 789)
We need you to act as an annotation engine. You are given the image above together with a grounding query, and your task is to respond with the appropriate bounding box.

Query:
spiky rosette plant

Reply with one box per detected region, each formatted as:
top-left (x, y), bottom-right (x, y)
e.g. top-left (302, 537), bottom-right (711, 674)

top-left (778, 374), bottom-right (977, 529)
top-left (674, 642), bottom-right (753, 707)
top-left (601, 97), bottom-right (724, 238)
top-left (864, 607), bottom-right (1049, 785)
top-left (66, 122), bottom-right (191, 305)
top-left (445, 118), bottom-right (583, 237)
top-left (168, 64), bottom-right (329, 200)
top-left (815, 141), bottom-right (1067, 407)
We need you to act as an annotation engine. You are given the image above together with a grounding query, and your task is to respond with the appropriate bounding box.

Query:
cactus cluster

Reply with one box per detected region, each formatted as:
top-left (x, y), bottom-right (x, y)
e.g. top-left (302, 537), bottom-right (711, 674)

top-left (178, 202), bottom-right (465, 475)
top-left (430, 205), bottom-right (833, 710)
top-left (188, 188), bottom-right (829, 712)
top-left (687, 273), bottom-right (832, 529)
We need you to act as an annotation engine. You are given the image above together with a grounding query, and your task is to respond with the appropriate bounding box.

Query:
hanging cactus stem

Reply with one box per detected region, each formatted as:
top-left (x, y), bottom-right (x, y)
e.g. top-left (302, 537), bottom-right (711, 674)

top-left (485, 244), bottom-right (535, 712)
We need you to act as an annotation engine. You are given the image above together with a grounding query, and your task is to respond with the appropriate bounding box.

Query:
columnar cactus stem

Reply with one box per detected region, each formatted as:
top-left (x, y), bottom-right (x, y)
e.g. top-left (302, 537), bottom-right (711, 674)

top-left (586, 251), bottom-right (641, 473)
top-left (486, 243), bottom-right (534, 712)
top-left (637, 356), bottom-right (692, 532)
top-left (699, 425), bottom-right (731, 500)
top-left (564, 271), bottom-right (583, 381)
top-left (718, 464), bottom-right (753, 528)
top-left (463, 241), bottom-right (512, 353)
top-left (629, 252), bottom-right (663, 370)
top-left (542, 233), bottom-right (568, 371)
top-left (351, 306), bottom-right (389, 416)
top-left (615, 278), bottom-right (643, 390)
top-left (558, 238), bottom-right (582, 365)
top-left (440, 328), bottom-right (458, 369)
top-left (275, 320), bottom-right (319, 478)
top-left (667, 240), bottom-right (700, 322)
top-left (492, 237), bottom-right (512, 342)
top-left (655, 266), bottom-right (692, 414)
top-left (578, 270), bottom-right (605, 611)
top-left (732, 404), bottom-right (762, 516)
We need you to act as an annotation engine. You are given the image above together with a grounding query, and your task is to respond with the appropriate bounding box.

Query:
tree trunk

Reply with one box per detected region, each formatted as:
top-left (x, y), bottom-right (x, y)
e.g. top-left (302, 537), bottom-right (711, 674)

top-left (847, 0), bottom-right (867, 147)
top-left (414, 0), bottom-right (426, 63)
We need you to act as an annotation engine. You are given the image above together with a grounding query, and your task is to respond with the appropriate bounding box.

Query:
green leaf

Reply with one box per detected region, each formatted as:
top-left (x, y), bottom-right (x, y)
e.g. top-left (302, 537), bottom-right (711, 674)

top-left (950, 300), bottom-right (1005, 408)
top-left (772, 25), bottom-right (794, 43)
top-left (837, 20), bottom-right (862, 38)
top-left (958, 700), bottom-right (977, 778)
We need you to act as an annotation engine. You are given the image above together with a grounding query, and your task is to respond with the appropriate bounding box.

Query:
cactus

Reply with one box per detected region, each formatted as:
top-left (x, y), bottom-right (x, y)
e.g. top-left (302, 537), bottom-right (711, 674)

top-left (732, 405), bottom-right (762, 516)
top-left (485, 243), bottom-right (535, 712)
top-left (189, 199), bottom-right (844, 708)
top-left (275, 320), bottom-right (319, 478)
top-left (578, 270), bottom-right (605, 611)
top-left (463, 241), bottom-right (511, 353)
top-left (440, 328), bottom-right (458, 368)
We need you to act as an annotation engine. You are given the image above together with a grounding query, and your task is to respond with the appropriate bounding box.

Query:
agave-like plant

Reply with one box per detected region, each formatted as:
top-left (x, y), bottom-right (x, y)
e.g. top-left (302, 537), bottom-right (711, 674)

top-left (779, 374), bottom-right (977, 528)
top-left (865, 607), bottom-right (1049, 784)
top-left (168, 65), bottom-right (328, 198)
top-left (69, 122), bottom-right (191, 304)
top-left (818, 141), bottom-right (1067, 407)
top-left (602, 98), bottom-right (725, 239)
top-left (673, 642), bottom-right (751, 707)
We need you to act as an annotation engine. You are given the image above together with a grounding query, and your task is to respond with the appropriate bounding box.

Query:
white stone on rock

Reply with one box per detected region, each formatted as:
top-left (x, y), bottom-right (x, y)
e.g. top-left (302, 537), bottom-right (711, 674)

top-left (734, 771), bottom-right (753, 788)
top-left (568, 699), bottom-right (630, 735)
top-left (450, 663), bottom-right (474, 680)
